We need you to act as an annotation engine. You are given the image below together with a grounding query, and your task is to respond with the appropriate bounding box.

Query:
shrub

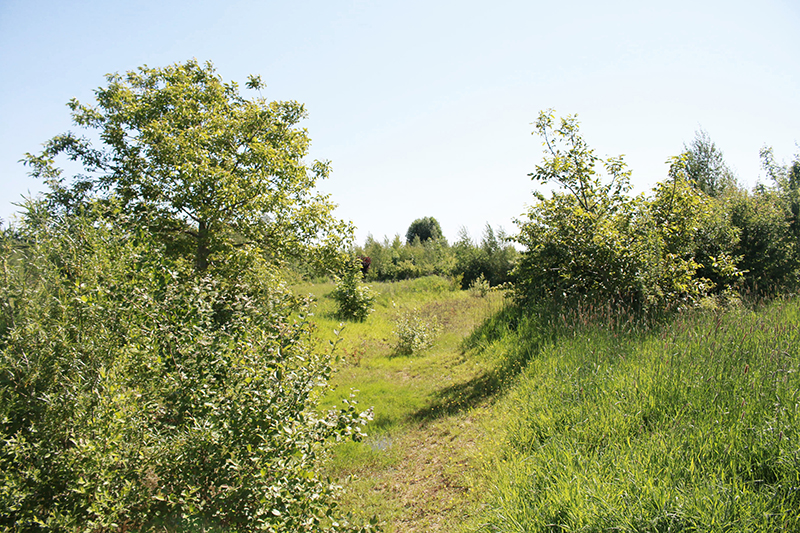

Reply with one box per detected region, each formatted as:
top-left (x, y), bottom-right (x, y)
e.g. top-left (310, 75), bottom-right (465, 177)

top-left (469, 273), bottom-right (491, 297)
top-left (514, 110), bottom-right (745, 312)
top-left (392, 308), bottom-right (441, 356)
top-left (331, 258), bottom-right (377, 322)
top-left (0, 204), bottom-right (374, 532)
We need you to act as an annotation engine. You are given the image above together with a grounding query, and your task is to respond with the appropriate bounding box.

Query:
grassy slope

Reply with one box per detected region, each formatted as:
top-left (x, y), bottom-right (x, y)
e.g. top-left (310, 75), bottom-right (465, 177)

top-left (473, 300), bottom-right (800, 532)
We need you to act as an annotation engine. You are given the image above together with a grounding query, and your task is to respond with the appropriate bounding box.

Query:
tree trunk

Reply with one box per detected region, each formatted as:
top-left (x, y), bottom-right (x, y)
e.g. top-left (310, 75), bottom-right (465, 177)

top-left (196, 220), bottom-right (210, 272)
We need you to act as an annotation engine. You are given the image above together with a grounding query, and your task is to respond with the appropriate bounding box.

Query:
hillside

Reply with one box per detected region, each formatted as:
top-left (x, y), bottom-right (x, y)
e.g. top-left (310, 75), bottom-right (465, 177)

top-left (302, 277), bottom-right (800, 532)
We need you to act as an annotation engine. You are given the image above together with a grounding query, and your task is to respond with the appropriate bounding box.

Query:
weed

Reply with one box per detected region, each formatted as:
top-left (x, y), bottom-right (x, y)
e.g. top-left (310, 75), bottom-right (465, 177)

top-left (468, 273), bottom-right (490, 297)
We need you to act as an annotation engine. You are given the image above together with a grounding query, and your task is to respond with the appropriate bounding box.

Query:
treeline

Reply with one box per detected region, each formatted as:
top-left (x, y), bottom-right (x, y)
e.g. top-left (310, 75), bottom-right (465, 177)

top-left (354, 220), bottom-right (517, 289)
top-left (513, 110), bottom-right (800, 312)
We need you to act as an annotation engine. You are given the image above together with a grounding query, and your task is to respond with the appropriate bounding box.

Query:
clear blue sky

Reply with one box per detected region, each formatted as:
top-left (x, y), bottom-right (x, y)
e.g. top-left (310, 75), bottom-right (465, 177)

top-left (1, 0), bottom-right (798, 243)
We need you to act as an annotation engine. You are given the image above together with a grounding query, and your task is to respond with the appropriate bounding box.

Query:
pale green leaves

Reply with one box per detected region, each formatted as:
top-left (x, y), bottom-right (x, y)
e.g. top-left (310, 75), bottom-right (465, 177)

top-left (25, 59), bottom-right (351, 273)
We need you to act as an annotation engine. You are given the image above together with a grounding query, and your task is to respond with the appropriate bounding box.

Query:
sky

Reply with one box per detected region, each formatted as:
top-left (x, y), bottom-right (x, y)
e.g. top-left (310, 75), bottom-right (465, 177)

top-left (1, 0), bottom-right (798, 244)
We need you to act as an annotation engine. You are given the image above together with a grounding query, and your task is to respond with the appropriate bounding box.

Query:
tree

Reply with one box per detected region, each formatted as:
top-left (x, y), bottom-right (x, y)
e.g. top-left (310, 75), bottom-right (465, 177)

top-left (679, 129), bottom-right (736, 197)
top-left (24, 59), bottom-right (351, 272)
top-left (514, 110), bottom-right (645, 306)
top-left (527, 110), bottom-right (632, 216)
top-left (514, 111), bottom-right (737, 310)
top-left (6, 60), bottom-right (376, 531)
top-left (0, 203), bottom-right (374, 531)
top-left (452, 224), bottom-right (517, 289)
top-left (725, 147), bottom-right (800, 292)
top-left (405, 216), bottom-right (443, 244)
top-left (331, 257), bottom-right (377, 322)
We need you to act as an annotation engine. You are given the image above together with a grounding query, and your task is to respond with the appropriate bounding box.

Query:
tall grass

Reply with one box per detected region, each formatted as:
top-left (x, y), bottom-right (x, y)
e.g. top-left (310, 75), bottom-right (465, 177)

top-left (472, 299), bottom-right (800, 532)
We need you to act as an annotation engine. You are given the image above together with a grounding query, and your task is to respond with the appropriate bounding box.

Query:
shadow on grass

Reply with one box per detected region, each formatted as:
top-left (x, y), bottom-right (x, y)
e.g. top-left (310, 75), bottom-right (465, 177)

top-left (409, 299), bottom-right (662, 423)
top-left (410, 304), bottom-right (544, 422)
top-left (409, 364), bottom-right (522, 422)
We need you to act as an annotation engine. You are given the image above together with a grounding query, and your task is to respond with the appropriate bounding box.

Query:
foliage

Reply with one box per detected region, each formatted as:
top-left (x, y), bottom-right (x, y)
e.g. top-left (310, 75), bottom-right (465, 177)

top-left (514, 110), bottom-right (654, 308)
top-left (392, 308), bottom-right (441, 356)
top-left (731, 146), bottom-right (800, 292)
top-left (358, 233), bottom-right (454, 282)
top-left (23, 59), bottom-right (351, 273)
top-left (468, 274), bottom-right (491, 297)
top-left (648, 159), bottom-right (742, 300)
top-left (452, 225), bottom-right (517, 289)
top-left (728, 187), bottom-right (797, 292)
top-left (0, 204), bottom-right (374, 532)
top-left (679, 128), bottom-right (737, 197)
top-left (331, 258), bottom-right (377, 322)
top-left (357, 223), bottom-right (515, 287)
top-left (514, 110), bottom-right (748, 311)
top-left (405, 216), bottom-right (443, 245)
top-left (3, 54), bottom-right (376, 530)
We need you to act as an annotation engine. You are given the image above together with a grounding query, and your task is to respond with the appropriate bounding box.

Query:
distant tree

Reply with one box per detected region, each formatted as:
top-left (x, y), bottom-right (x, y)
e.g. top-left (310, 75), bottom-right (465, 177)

top-left (406, 216), bottom-right (443, 244)
top-left (24, 59), bottom-right (351, 273)
top-left (679, 129), bottom-right (736, 197)
top-left (727, 147), bottom-right (800, 292)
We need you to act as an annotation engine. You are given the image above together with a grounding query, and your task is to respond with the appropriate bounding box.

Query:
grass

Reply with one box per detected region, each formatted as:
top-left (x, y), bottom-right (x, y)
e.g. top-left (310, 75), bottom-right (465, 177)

top-left (297, 276), bottom-right (800, 531)
top-left (294, 276), bottom-right (505, 531)
top-left (470, 299), bottom-right (800, 532)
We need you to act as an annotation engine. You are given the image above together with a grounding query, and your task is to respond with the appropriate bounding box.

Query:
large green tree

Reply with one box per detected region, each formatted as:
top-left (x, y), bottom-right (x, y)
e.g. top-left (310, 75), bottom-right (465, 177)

top-left (0, 204), bottom-right (374, 532)
top-left (4, 60), bottom-right (376, 532)
top-left (405, 216), bottom-right (443, 245)
top-left (24, 59), bottom-right (350, 272)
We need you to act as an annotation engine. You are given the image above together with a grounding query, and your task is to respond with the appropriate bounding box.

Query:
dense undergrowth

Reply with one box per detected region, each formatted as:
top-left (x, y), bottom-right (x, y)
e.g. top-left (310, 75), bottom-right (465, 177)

top-left (469, 298), bottom-right (800, 532)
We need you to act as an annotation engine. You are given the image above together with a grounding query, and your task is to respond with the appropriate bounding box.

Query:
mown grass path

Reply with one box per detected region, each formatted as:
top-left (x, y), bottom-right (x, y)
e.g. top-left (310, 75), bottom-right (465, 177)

top-left (294, 277), bottom-right (505, 531)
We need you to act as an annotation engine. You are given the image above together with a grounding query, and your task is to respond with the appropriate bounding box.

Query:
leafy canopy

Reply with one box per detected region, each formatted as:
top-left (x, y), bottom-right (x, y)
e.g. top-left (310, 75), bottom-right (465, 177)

top-left (405, 216), bottom-right (443, 245)
top-left (24, 59), bottom-right (351, 272)
top-left (515, 110), bottom-right (743, 310)
top-left (677, 129), bottom-right (736, 197)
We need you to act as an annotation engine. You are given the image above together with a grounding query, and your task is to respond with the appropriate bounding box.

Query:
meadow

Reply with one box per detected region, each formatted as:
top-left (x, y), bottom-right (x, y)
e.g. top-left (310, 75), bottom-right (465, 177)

top-left (472, 298), bottom-right (800, 532)
top-left (300, 277), bottom-right (800, 532)
top-left (6, 58), bottom-right (800, 533)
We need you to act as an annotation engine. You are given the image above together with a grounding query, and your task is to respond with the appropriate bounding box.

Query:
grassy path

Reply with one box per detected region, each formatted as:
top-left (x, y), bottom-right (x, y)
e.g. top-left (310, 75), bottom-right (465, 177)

top-left (295, 277), bottom-right (504, 531)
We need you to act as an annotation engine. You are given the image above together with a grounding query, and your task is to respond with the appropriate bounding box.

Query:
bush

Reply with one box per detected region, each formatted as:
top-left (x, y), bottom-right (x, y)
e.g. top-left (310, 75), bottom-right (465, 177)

top-left (392, 308), bottom-right (441, 356)
top-left (514, 110), bottom-right (745, 312)
top-left (0, 204), bottom-right (374, 532)
top-left (331, 259), bottom-right (377, 322)
top-left (468, 273), bottom-right (491, 297)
